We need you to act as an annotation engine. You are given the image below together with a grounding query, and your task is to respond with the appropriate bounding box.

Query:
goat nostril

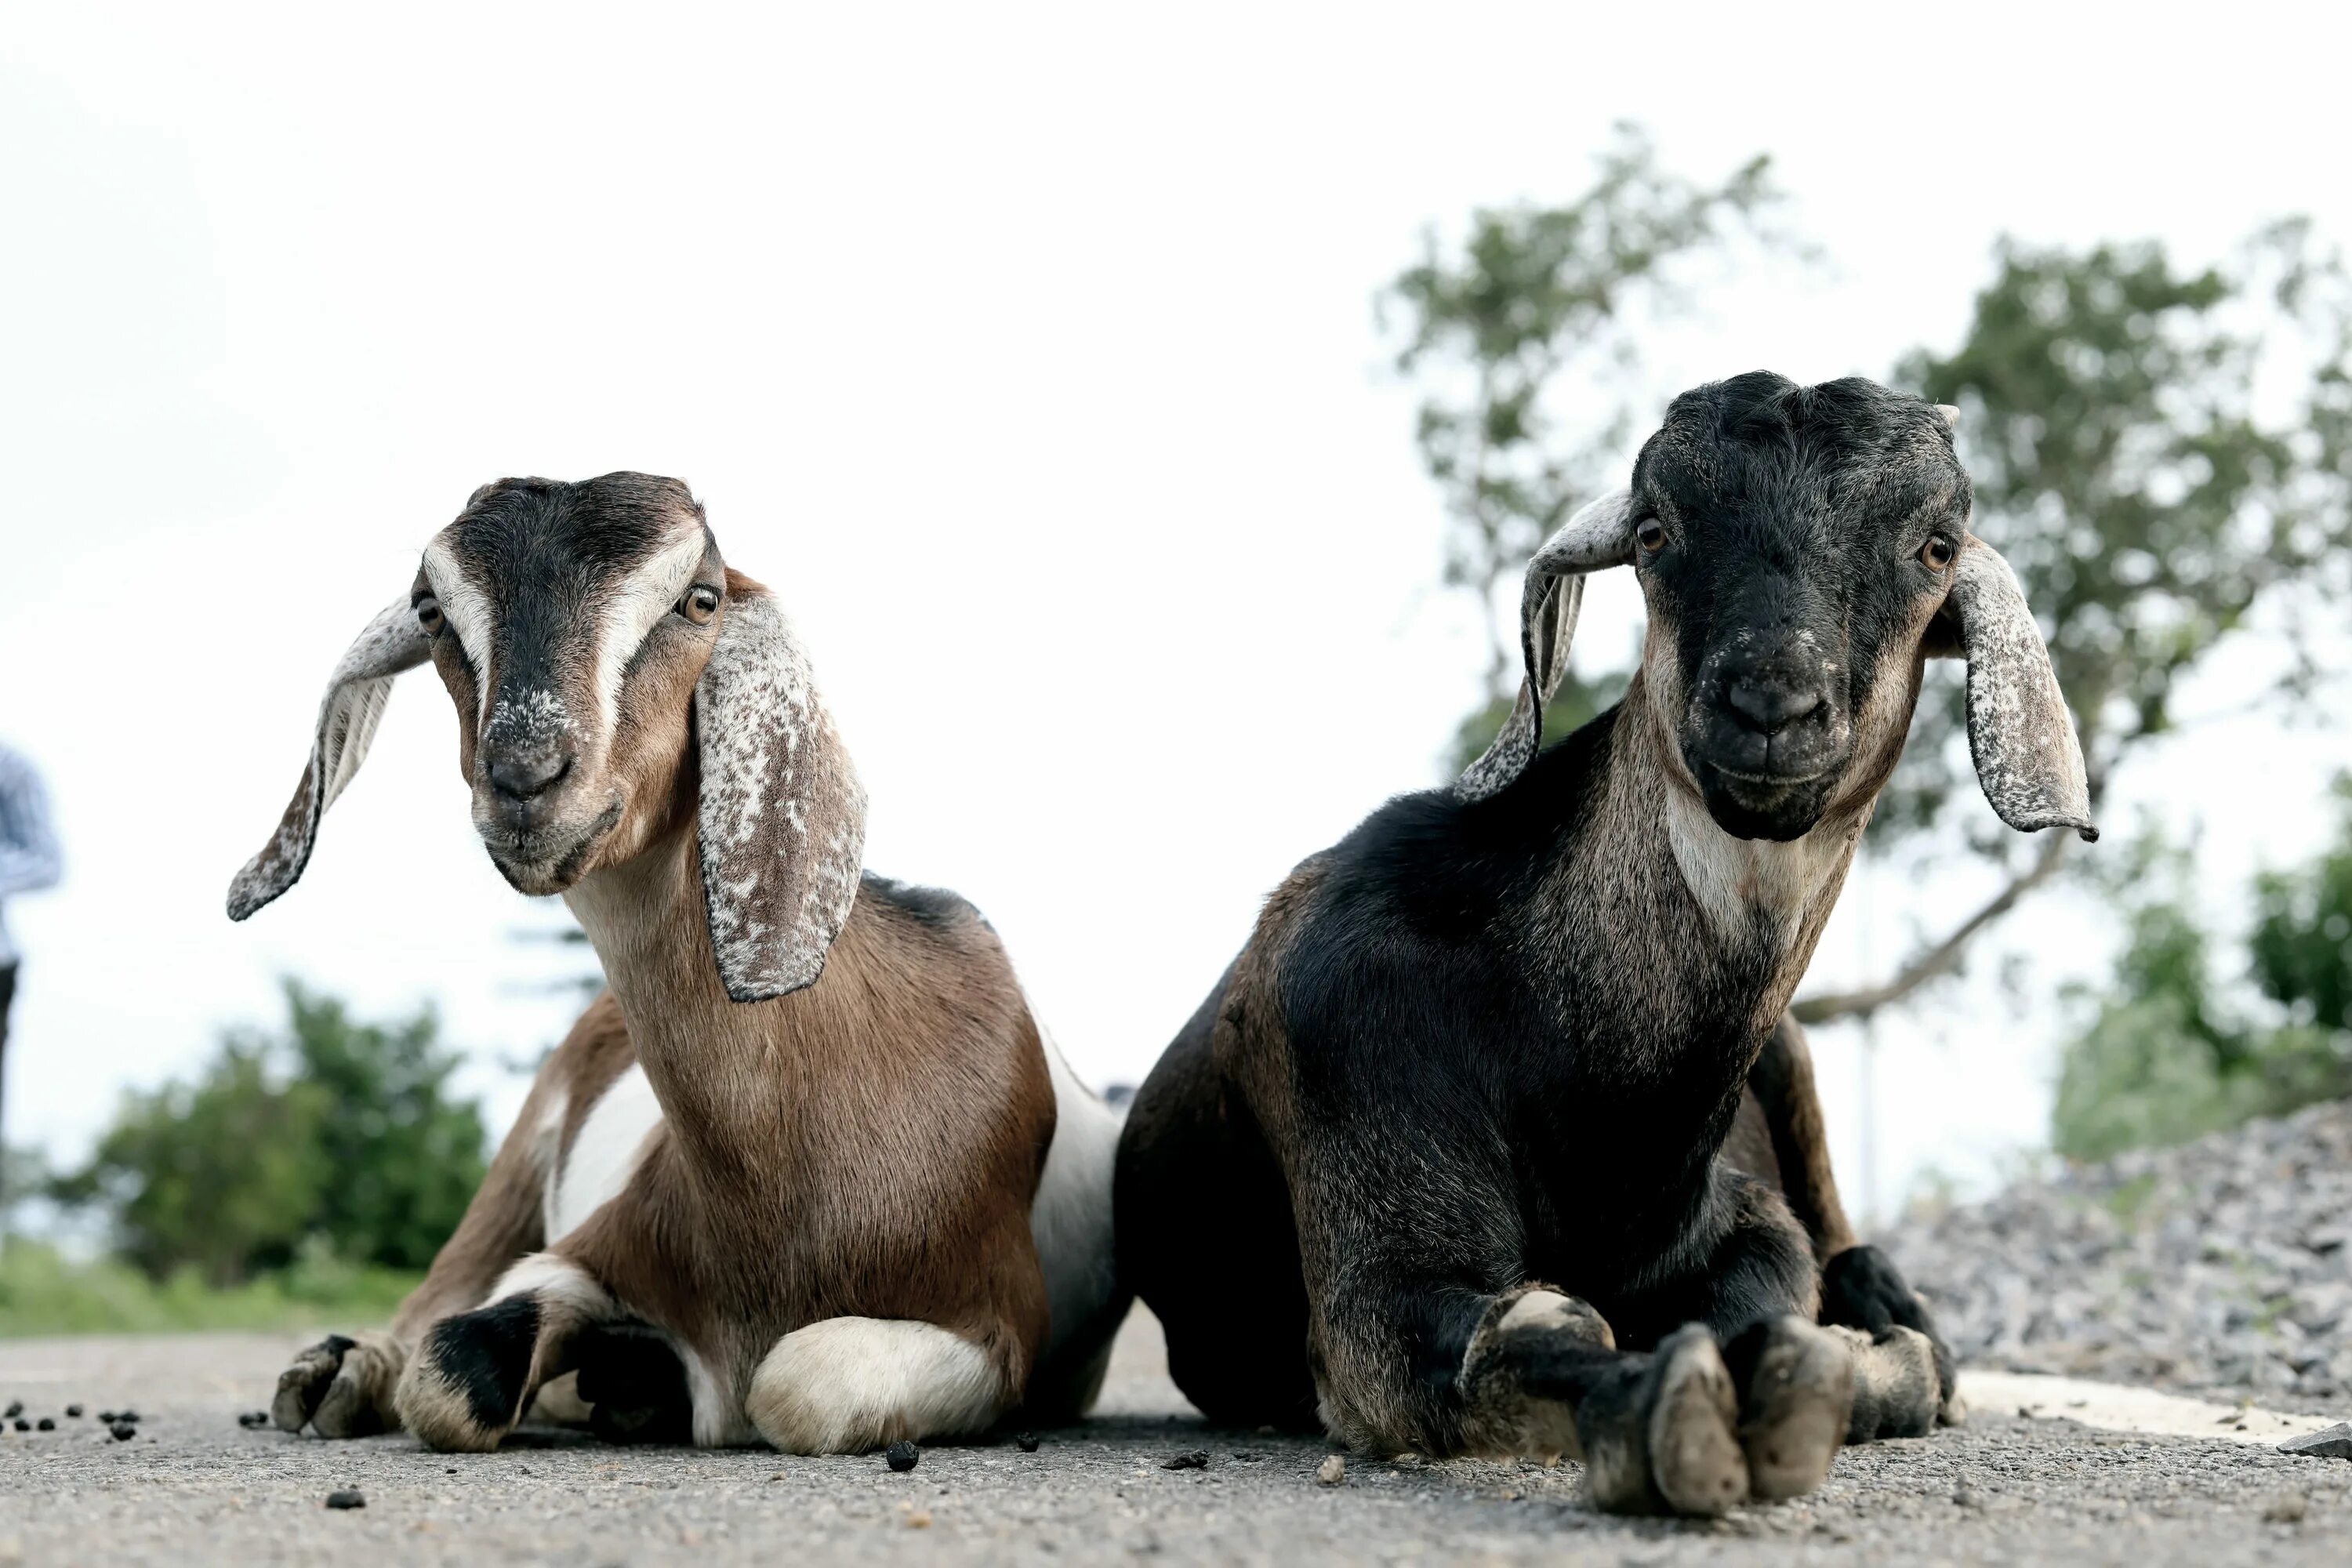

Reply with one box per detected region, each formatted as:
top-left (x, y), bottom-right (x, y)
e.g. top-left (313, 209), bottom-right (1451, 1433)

top-left (1725, 681), bottom-right (1825, 735)
top-left (489, 753), bottom-right (572, 801)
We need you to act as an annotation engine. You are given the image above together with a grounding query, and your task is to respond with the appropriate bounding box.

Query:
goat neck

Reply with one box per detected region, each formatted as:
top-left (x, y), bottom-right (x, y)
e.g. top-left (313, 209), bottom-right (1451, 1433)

top-left (561, 813), bottom-right (809, 1189)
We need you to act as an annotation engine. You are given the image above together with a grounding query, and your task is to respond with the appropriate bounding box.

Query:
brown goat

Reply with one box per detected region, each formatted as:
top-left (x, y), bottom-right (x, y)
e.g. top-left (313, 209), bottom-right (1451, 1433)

top-left (233, 474), bottom-right (1124, 1452)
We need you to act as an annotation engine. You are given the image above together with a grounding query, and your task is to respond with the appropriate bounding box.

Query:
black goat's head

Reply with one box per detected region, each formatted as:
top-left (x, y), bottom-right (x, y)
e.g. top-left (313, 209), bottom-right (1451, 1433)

top-left (1459, 372), bottom-right (2096, 847)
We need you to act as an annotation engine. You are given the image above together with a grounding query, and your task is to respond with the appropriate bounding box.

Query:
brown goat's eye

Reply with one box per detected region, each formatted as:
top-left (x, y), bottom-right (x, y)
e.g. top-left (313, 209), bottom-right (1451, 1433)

top-left (416, 596), bottom-right (445, 633)
top-left (680, 584), bottom-right (721, 626)
top-left (1635, 517), bottom-right (1668, 554)
top-left (1920, 536), bottom-right (1957, 572)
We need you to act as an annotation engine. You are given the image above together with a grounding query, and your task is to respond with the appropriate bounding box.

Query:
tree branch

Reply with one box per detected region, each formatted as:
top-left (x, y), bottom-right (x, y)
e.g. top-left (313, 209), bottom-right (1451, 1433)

top-left (1792, 829), bottom-right (2076, 1025)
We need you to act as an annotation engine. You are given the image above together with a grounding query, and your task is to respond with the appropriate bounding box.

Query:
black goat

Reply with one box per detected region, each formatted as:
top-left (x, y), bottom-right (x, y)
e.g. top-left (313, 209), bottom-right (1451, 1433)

top-left (1115, 374), bottom-right (2093, 1515)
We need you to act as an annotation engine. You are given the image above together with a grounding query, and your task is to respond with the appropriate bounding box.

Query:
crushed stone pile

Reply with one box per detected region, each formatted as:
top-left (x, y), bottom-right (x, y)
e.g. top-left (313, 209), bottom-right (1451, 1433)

top-left (1885, 1098), bottom-right (2352, 1414)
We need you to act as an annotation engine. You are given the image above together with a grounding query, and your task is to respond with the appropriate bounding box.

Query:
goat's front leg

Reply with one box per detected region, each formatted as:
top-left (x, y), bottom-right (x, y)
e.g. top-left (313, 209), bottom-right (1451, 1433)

top-left (1739, 1017), bottom-right (1959, 1428)
top-left (272, 1083), bottom-right (561, 1439)
top-left (394, 1254), bottom-right (618, 1452)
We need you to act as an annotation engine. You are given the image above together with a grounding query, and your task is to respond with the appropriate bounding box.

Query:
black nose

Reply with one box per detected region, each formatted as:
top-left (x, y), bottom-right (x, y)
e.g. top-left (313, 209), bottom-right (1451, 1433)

top-left (1725, 678), bottom-right (1825, 735)
top-left (489, 751), bottom-right (572, 801)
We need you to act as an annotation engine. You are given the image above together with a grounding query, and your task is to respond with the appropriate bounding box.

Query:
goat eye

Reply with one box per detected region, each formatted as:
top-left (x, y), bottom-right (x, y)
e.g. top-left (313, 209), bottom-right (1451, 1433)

top-left (416, 596), bottom-right (445, 633)
top-left (1919, 536), bottom-right (1956, 572)
top-left (1635, 517), bottom-right (1668, 554)
top-left (680, 584), bottom-right (721, 626)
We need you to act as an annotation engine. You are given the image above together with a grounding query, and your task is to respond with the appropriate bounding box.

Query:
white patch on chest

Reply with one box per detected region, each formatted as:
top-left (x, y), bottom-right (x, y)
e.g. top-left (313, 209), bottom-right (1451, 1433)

top-left (1664, 787), bottom-right (1851, 949)
top-left (544, 1063), bottom-right (666, 1241)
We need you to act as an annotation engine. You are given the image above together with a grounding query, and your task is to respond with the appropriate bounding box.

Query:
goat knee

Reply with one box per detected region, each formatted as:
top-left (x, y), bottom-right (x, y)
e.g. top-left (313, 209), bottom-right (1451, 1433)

top-left (395, 1254), bottom-right (612, 1453)
top-left (747, 1317), bottom-right (1005, 1454)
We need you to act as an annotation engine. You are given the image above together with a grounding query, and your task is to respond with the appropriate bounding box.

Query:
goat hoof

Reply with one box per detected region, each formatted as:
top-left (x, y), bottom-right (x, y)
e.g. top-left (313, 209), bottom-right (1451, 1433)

top-left (1646, 1327), bottom-right (1748, 1517)
top-left (1842, 1323), bottom-right (1942, 1442)
top-left (273, 1333), bottom-right (402, 1438)
top-left (1729, 1316), bottom-right (1851, 1501)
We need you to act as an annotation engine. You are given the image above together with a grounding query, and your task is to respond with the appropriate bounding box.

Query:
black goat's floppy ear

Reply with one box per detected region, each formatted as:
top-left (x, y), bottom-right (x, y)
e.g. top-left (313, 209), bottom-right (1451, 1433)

top-left (1941, 540), bottom-right (2097, 842)
top-left (227, 596), bottom-right (433, 920)
top-left (695, 580), bottom-right (869, 1002)
top-left (1456, 489), bottom-right (1636, 802)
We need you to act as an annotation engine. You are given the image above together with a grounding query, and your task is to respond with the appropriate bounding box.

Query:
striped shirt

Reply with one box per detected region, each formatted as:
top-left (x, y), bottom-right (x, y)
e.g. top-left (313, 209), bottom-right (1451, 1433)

top-left (0, 743), bottom-right (63, 969)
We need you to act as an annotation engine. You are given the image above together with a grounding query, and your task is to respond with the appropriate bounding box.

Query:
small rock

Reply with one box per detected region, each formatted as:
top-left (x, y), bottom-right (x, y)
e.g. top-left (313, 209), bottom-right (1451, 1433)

top-left (64, 1405), bottom-right (82, 1418)
top-left (34, 1419), bottom-right (52, 1432)
top-left (1016, 1432), bottom-right (1040, 1454)
top-left (1317, 1454), bottom-right (1346, 1486)
top-left (1161, 1450), bottom-right (1210, 1471)
top-left (2262, 1492), bottom-right (2308, 1523)
top-left (325, 1490), bottom-right (366, 1511)
top-left (2280, 1422), bottom-right (2352, 1461)
top-left (109, 1423), bottom-right (136, 1442)
top-left (885, 1440), bottom-right (920, 1473)
top-left (904, 1512), bottom-right (931, 1530)
top-left (1954, 1485), bottom-right (1983, 1508)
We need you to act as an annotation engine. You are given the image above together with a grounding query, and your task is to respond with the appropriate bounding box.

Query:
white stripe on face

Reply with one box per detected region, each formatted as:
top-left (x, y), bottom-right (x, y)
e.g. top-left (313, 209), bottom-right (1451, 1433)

top-left (590, 530), bottom-right (710, 740)
top-left (421, 538), bottom-right (499, 720)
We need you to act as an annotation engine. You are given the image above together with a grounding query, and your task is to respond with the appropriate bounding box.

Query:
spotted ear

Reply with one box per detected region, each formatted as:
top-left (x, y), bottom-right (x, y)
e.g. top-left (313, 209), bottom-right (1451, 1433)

top-left (1940, 541), bottom-right (2097, 841)
top-left (1456, 490), bottom-right (1636, 802)
top-left (227, 596), bottom-right (433, 920)
top-left (695, 579), bottom-right (869, 1002)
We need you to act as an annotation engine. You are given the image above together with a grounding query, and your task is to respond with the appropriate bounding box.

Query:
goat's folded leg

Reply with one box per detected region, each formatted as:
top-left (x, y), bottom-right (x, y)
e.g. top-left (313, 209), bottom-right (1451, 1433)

top-left (394, 1254), bottom-right (616, 1453)
top-left (1819, 1244), bottom-right (1957, 1433)
top-left (1458, 1287), bottom-right (1853, 1517)
top-left (746, 1316), bottom-right (1014, 1454)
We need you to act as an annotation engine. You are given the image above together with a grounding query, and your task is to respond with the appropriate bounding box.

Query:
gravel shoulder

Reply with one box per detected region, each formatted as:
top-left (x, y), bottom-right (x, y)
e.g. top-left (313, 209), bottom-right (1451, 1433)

top-left (4, 1308), bottom-right (2349, 1567)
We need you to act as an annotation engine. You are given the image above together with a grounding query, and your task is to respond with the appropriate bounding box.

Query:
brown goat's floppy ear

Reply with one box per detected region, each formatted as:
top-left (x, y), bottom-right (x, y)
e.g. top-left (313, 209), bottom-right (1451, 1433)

top-left (1456, 489), bottom-right (1636, 802)
top-left (695, 583), bottom-right (869, 1002)
top-left (227, 596), bottom-right (433, 920)
top-left (1941, 541), bottom-right (2098, 842)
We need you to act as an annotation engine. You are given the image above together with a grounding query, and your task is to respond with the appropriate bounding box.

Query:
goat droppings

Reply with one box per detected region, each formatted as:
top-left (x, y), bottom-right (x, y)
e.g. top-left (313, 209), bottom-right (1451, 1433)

top-left (109, 1423), bottom-right (136, 1442)
top-left (1016, 1432), bottom-right (1041, 1454)
top-left (885, 1441), bottom-right (920, 1473)
top-left (325, 1490), bottom-right (367, 1511)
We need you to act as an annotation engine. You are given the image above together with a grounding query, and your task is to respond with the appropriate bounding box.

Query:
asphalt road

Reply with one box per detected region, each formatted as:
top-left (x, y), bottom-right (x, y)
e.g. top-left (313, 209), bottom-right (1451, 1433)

top-left (2, 1308), bottom-right (2347, 1567)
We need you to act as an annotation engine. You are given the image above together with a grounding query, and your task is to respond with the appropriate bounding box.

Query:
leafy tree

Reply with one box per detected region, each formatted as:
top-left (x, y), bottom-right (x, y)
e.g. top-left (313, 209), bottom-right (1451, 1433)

top-left (53, 982), bottom-right (486, 1283)
top-left (1796, 223), bottom-right (2352, 1021)
top-left (2250, 775), bottom-right (2352, 1036)
top-left (1383, 123), bottom-right (1802, 767)
top-left (280, 983), bottom-right (489, 1271)
top-left (2052, 823), bottom-right (2350, 1162)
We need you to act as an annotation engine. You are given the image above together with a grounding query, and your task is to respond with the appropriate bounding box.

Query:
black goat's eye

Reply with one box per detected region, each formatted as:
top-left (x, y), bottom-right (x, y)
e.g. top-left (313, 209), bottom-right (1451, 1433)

top-left (416, 596), bottom-right (445, 634)
top-left (1635, 517), bottom-right (1668, 554)
top-left (680, 584), bottom-right (722, 626)
top-left (1920, 536), bottom-right (1957, 572)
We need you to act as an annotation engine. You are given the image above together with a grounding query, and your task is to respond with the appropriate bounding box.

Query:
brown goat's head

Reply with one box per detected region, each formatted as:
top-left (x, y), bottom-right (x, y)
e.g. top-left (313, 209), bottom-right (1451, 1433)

top-left (227, 473), bottom-right (866, 1001)
top-left (1459, 373), bottom-right (2096, 848)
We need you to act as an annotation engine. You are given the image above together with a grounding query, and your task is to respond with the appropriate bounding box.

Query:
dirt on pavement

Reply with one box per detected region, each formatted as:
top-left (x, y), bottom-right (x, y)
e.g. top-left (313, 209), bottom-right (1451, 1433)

top-left (2, 1308), bottom-right (2347, 1567)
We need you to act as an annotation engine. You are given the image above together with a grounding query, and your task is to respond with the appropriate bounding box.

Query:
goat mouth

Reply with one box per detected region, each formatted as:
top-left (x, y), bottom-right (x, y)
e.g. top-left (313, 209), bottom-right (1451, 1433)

top-left (482, 800), bottom-right (624, 888)
top-left (1706, 763), bottom-right (1833, 788)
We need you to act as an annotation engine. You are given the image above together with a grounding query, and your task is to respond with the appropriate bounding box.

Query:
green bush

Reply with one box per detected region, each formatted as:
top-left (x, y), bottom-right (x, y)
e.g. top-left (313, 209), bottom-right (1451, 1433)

top-left (50, 981), bottom-right (487, 1285)
top-left (2053, 812), bottom-right (2352, 1162)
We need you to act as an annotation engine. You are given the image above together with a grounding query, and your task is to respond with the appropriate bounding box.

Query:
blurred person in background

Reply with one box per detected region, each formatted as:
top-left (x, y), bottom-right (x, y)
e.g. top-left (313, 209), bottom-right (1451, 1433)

top-left (0, 739), bottom-right (63, 1163)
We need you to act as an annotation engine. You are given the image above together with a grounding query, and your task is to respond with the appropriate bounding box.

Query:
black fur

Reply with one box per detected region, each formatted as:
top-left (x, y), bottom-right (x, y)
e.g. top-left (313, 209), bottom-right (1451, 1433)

top-left (862, 873), bottom-right (987, 934)
top-left (422, 1294), bottom-right (543, 1432)
top-left (1119, 374), bottom-right (1967, 1464)
top-left (572, 1321), bottom-right (695, 1445)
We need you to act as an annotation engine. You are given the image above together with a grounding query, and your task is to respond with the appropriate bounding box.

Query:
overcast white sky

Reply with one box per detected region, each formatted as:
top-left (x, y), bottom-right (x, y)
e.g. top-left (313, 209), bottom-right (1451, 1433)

top-left (4, 2), bottom-right (2348, 1222)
